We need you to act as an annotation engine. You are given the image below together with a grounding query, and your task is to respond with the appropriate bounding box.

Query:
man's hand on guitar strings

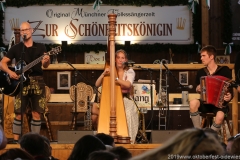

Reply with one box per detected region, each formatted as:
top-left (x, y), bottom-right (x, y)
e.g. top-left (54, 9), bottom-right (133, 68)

top-left (42, 54), bottom-right (50, 68)
top-left (42, 54), bottom-right (50, 63)
top-left (9, 71), bottom-right (19, 80)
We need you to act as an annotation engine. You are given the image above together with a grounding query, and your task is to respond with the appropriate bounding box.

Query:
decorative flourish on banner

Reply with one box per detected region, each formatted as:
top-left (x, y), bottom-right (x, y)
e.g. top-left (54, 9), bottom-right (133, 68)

top-left (0, 0), bottom-right (6, 12)
top-left (188, 0), bottom-right (199, 14)
top-left (196, 41), bottom-right (201, 53)
top-left (93, 0), bottom-right (102, 11)
top-left (206, 0), bottom-right (210, 9)
top-left (223, 42), bottom-right (233, 55)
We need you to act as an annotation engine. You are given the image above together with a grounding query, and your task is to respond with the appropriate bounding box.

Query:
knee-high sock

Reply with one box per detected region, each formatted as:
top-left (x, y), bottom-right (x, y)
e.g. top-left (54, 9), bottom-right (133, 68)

top-left (211, 122), bottom-right (221, 132)
top-left (31, 119), bottom-right (41, 133)
top-left (13, 118), bottom-right (22, 135)
top-left (190, 111), bottom-right (201, 128)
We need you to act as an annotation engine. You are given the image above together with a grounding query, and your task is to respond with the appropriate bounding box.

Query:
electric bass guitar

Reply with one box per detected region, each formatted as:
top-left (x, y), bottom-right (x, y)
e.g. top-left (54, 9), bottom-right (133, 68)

top-left (0, 46), bottom-right (61, 96)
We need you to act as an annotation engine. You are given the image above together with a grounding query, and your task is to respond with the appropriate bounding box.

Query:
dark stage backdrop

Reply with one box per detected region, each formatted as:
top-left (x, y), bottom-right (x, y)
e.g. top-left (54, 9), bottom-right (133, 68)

top-left (231, 0), bottom-right (240, 45)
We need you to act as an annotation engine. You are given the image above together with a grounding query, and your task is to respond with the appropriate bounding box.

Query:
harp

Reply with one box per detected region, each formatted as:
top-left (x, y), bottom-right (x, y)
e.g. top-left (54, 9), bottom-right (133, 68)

top-left (97, 14), bottom-right (130, 143)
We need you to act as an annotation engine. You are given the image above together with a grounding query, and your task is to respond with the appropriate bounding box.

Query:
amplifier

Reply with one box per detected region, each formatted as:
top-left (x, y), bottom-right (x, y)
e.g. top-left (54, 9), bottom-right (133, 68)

top-left (58, 130), bottom-right (94, 144)
top-left (151, 130), bottom-right (179, 143)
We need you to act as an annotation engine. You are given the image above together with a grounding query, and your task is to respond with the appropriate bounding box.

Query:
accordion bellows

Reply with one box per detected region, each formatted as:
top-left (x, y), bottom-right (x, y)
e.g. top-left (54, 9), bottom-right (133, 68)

top-left (200, 75), bottom-right (231, 108)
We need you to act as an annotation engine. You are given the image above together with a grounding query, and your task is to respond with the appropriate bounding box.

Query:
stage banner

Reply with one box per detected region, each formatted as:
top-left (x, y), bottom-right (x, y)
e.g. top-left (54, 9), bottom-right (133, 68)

top-left (4, 5), bottom-right (193, 44)
top-left (133, 83), bottom-right (156, 108)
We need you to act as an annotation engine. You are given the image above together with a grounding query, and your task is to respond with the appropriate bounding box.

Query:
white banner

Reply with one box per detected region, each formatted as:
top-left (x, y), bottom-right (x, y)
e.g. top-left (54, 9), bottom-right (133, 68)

top-left (4, 5), bottom-right (193, 44)
top-left (133, 83), bottom-right (155, 108)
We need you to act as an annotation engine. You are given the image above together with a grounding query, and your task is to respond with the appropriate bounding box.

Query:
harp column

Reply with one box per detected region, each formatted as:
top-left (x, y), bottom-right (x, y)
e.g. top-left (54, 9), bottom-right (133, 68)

top-left (108, 13), bottom-right (117, 138)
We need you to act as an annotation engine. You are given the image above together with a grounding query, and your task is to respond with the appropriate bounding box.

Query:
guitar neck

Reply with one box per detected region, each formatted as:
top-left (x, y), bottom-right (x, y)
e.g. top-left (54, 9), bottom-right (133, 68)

top-left (23, 52), bottom-right (50, 73)
top-left (20, 46), bottom-right (61, 74)
top-left (23, 55), bottom-right (43, 73)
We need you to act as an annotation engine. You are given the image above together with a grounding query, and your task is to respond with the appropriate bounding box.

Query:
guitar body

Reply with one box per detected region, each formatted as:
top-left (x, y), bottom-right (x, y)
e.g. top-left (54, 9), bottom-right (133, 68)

top-left (0, 61), bottom-right (28, 96)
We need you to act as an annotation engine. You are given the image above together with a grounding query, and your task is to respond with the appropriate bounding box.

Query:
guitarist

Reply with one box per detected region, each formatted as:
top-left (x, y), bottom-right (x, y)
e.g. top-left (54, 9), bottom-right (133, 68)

top-left (0, 22), bottom-right (50, 142)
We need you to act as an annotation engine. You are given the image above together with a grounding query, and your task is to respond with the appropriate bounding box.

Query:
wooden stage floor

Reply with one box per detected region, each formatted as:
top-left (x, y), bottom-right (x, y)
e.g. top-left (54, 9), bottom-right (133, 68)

top-left (0, 143), bottom-right (161, 160)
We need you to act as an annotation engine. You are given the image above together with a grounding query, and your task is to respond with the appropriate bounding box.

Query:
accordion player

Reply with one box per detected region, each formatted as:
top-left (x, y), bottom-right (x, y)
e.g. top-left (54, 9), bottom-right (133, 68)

top-left (200, 75), bottom-right (233, 108)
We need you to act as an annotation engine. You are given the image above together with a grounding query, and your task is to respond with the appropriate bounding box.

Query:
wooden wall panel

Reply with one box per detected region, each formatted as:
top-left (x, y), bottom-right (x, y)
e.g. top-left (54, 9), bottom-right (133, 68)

top-left (209, 0), bottom-right (224, 48)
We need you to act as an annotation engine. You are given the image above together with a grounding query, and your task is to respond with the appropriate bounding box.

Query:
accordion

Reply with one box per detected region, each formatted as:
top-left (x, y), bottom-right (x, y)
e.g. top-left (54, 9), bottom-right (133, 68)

top-left (200, 75), bottom-right (231, 108)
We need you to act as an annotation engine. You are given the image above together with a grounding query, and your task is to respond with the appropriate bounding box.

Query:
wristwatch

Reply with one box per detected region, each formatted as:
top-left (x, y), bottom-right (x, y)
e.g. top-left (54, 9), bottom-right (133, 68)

top-left (115, 77), bottom-right (119, 81)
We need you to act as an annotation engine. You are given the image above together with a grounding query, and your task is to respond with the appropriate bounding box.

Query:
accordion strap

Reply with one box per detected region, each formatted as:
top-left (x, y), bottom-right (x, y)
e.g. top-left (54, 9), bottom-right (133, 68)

top-left (203, 65), bottom-right (223, 76)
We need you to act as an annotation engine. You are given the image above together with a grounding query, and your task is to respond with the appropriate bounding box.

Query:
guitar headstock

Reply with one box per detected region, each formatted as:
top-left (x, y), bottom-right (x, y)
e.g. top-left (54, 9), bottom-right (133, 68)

top-left (48, 46), bottom-right (62, 56)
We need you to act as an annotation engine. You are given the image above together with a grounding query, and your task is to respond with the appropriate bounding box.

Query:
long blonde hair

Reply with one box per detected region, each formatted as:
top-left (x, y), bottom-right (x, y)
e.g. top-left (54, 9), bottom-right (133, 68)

top-left (131, 128), bottom-right (224, 160)
top-left (115, 49), bottom-right (129, 70)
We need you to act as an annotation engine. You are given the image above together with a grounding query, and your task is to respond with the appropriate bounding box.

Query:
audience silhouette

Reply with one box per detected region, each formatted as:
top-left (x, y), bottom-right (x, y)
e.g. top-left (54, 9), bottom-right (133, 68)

top-left (68, 135), bottom-right (106, 160)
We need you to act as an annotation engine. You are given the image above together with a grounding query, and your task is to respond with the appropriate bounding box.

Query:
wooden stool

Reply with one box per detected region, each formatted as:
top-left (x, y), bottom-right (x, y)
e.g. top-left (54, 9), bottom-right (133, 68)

top-left (69, 82), bottom-right (94, 130)
top-left (200, 112), bottom-right (233, 143)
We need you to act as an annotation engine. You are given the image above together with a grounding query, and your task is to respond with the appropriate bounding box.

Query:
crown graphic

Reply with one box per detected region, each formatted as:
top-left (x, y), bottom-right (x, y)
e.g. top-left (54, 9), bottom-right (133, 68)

top-left (9, 18), bottom-right (19, 30)
top-left (176, 17), bottom-right (186, 30)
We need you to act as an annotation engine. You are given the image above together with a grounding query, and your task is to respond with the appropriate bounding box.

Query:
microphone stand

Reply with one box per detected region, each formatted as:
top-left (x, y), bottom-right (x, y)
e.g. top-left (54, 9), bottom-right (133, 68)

top-left (162, 63), bottom-right (184, 87)
top-left (62, 61), bottom-right (101, 95)
top-left (134, 65), bottom-right (155, 131)
top-left (72, 70), bottom-right (78, 130)
top-left (161, 63), bottom-right (183, 129)
top-left (61, 61), bottom-right (100, 130)
top-left (20, 39), bottom-right (25, 137)
top-left (0, 88), bottom-right (3, 125)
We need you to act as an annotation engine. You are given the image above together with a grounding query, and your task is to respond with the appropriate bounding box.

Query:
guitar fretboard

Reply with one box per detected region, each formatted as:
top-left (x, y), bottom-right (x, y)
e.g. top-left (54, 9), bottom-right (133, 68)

top-left (22, 46), bottom-right (61, 73)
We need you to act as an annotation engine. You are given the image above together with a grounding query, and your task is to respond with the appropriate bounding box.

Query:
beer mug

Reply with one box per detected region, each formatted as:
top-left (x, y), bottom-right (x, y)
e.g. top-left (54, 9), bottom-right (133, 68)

top-left (182, 91), bottom-right (189, 105)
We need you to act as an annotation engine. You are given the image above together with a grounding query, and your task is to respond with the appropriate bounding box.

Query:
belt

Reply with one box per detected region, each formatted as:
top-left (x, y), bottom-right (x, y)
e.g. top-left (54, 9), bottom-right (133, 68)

top-left (122, 93), bottom-right (131, 99)
top-left (29, 76), bottom-right (43, 80)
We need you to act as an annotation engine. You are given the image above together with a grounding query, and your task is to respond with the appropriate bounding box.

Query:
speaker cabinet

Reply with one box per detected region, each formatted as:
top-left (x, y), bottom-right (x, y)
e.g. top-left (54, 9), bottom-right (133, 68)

top-left (58, 130), bottom-right (94, 144)
top-left (151, 130), bottom-right (179, 143)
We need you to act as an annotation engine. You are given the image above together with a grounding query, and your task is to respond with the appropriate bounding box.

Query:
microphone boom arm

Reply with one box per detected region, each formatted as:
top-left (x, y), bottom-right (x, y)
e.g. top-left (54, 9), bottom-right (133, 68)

top-left (61, 61), bottom-right (101, 95)
top-left (162, 63), bottom-right (185, 88)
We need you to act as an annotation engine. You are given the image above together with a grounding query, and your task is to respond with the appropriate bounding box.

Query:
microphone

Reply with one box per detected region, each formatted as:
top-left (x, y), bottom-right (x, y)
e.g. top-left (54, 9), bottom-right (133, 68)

top-left (134, 65), bottom-right (141, 68)
top-left (161, 59), bottom-right (168, 64)
top-left (122, 60), bottom-right (135, 66)
top-left (23, 34), bottom-right (27, 40)
top-left (178, 85), bottom-right (193, 89)
top-left (59, 61), bottom-right (69, 64)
